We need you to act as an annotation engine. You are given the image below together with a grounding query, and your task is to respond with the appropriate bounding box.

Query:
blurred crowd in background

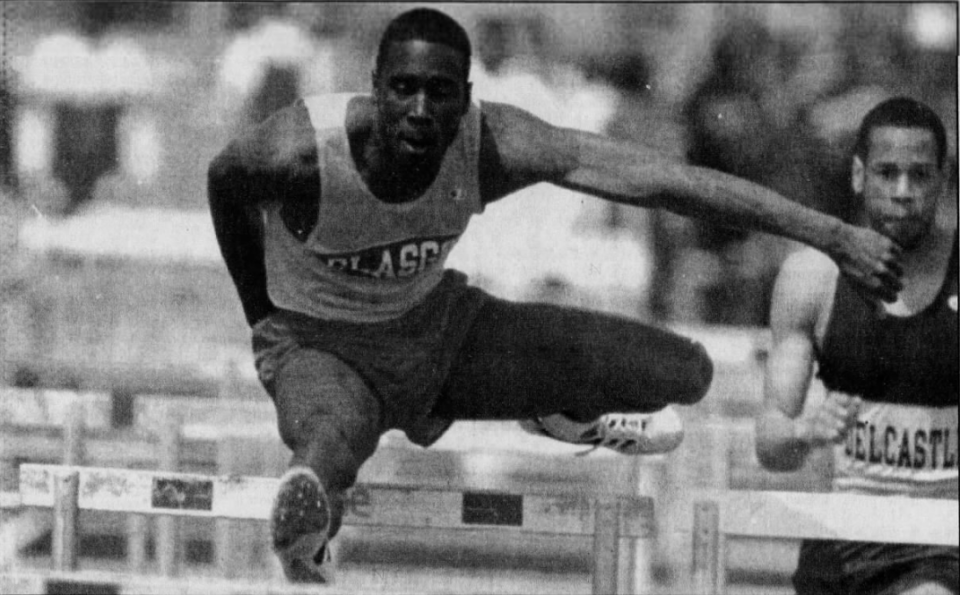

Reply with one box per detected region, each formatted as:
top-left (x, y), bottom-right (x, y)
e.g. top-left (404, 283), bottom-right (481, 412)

top-left (0, 2), bottom-right (956, 334)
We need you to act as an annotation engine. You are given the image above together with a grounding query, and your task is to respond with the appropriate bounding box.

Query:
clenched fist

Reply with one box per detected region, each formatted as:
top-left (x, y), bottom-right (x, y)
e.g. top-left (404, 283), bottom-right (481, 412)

top-left (795, 392), bottom-right (863, 447)
top-left (833, 224), bottom-right (904, 303)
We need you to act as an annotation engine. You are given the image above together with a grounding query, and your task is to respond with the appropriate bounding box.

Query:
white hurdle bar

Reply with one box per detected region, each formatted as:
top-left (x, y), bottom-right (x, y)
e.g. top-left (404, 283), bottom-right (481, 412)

top-left (691, 490), bottom-right (960, 594)
top-left (18, 463), bottom-right (655, 595)
top-left (0, 569), bottom-right (365, 595)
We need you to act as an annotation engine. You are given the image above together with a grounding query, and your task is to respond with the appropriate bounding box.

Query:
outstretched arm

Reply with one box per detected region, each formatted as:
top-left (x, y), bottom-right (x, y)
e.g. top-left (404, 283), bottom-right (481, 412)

top-left (480, 102), bottom-right (903, 302)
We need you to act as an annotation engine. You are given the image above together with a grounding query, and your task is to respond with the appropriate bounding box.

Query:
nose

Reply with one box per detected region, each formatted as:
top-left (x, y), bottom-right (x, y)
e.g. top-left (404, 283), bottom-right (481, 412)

top-left (892, 173), bottom-right (916, 205)
top-left (409, 91), bottom-right (432, 122)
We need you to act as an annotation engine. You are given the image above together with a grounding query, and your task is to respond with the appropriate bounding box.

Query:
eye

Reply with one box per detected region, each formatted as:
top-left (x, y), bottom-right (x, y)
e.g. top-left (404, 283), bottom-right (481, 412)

top-left (873, 165), bottom-right (898, 181)
top-left (427, 81), bottom-right (457, 100)
top-left (390, 79), bottom-right (415, 97)
top-left (910, 167), bottom-right (935, 183)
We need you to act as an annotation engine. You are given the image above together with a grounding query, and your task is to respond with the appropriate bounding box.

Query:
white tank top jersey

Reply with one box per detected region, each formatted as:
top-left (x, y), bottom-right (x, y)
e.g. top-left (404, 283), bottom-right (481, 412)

top-left (263, 93), bottom-right (484, 323)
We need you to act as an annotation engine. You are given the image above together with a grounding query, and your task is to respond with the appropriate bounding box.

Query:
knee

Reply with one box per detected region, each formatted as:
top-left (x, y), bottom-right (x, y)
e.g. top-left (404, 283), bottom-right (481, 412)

top-left (673, 341), bottom-right (713, 406)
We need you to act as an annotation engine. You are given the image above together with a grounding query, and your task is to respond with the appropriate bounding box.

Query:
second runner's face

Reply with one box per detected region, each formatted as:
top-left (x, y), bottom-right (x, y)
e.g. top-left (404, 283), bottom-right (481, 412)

top-left (374, 40), bottom-right (470, 169)
top-left (853, 126), bottom-right (944, 249)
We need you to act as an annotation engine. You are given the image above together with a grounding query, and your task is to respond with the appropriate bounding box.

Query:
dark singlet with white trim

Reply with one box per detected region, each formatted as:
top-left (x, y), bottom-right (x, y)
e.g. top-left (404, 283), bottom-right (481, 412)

top-left (816, 232), bottom-right (958, 498)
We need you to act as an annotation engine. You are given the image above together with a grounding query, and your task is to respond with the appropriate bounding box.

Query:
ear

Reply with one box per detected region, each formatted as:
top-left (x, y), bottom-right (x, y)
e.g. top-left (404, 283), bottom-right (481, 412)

top-left (851, 155), bottom-right (865, 195)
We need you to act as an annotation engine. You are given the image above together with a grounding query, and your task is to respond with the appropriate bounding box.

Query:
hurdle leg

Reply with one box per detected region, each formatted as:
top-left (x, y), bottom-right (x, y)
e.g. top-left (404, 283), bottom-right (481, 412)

top-left (52, 470), bottom-right (79, 571)
top-left (156, 409), bottom-right (182, 577)
top-left (621, 456), bottom-right (663, 593)
top-left (125, 515), bottom-right (149, 572)
top-left (592, 498), bottom-right (620, 595)
top-left (692, 499), bottom-right (722, 595)
top-left (215, 433), bottom-right (263, 579)
top-left (62, 401), bottom-right (85, 467)
top-left (123, 397), bottom-right (151, 572)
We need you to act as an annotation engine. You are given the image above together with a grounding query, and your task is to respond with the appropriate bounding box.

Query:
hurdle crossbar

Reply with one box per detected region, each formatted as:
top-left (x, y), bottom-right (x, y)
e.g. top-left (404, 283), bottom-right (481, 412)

top-left (0, 570), bottom-right (358, 595)
top-left (19, 464), bottom-right (655, 594)
top-left (691, 490), bottom-right (959, 594)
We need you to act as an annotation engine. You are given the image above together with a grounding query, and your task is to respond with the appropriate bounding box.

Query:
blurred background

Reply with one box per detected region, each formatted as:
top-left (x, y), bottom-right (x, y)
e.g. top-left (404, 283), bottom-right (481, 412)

top-left (0, 2), bottom-right (956, 379)
top-left (0, 3), bottom-right (956, 593)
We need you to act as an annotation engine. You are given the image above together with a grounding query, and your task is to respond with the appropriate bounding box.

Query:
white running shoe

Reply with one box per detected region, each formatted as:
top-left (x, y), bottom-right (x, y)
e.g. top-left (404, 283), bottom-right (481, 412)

top-left (520, 406), bottom-right (684, 455)
top-left (270, 466), bottom-right (334, 584)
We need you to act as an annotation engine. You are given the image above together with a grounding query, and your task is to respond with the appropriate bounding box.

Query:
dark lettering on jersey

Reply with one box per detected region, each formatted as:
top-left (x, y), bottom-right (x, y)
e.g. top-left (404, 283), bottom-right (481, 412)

top-left (897, 432), bottom-right (912, 467)
top-left (851, 421), bottom-right (868, 460)
top-left (846, 421), bottom-right (958, 470)
top-left (884, 426), bottom-right (898, 465)
top-left (914, 430), bottom-right (927, 469)
top-left (869, 424), bottom-right (883, 463)
top-left (946, 430), bottom-right (956, 469)
top-left (316, 235), bottom-right (459, 280)
top-left (931, 430), bottom-right (943, 468)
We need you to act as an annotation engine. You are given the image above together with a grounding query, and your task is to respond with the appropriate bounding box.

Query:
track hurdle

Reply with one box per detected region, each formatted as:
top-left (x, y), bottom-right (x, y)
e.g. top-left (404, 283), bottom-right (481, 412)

top-left (690, 490), bottom-right (960, 594)
top-left (0, 569), bottom-right (357, 595)
top-left (18, 463), bottom-right (655, 595)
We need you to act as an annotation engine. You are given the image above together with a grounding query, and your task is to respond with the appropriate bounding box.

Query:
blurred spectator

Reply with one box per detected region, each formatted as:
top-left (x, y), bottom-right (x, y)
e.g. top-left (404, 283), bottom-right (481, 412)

top-left (215, 5), bottom-right (337, 133)
top-left (679, 18), bottom-right (834, 325)
top-left (599, 54), bottom-right (692, 323)
top-left (16, 2), bottom-right (160, 215)
top-left (17, 4), bottom-right (157, 215)
top-left (447, 16), bottom-right (651, 317)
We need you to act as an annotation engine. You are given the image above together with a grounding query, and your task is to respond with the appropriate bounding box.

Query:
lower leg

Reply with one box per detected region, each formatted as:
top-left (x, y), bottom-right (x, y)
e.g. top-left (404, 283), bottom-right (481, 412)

top-left (267, 350), bottom-right (383, 582)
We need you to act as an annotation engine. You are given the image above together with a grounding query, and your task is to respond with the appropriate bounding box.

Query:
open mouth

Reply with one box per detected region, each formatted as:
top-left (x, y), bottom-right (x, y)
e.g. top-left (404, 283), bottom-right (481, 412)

top-left (398, 130), bottom-right (436, 155)
top-left (401, 138), bottom-right (431, 153)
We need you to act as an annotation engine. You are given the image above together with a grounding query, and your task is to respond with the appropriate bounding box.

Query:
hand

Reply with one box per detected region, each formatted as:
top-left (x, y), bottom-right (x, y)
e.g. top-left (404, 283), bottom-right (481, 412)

top-left (795, 392), bottom-right (862, 447)
top-left (834, 225), bottom-right (903, 303)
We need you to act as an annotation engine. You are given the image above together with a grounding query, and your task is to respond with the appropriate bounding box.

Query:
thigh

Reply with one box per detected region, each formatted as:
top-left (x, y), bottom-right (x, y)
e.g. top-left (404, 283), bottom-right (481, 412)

top-left (270, 348), bottom-right (383, 456)
top-left (433, 297), bottom-right (712, 420)
top-left (793, 540), bottom-right (846, 595)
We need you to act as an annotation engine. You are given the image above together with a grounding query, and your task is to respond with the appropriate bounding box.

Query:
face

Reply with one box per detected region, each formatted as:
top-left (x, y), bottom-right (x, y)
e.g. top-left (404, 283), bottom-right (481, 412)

top-left (852, 126), bottom-right (944, 249)
top-left (373, 40), bottom-right (471, 170)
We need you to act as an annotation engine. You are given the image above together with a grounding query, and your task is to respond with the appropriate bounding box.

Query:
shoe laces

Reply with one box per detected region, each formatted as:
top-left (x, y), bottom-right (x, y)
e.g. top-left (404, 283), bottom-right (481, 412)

top-left (574, 414), bottom-right (649, 457)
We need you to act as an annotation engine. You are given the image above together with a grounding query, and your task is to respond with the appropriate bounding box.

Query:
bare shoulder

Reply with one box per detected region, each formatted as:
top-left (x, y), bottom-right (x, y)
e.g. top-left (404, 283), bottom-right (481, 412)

top-left (780, 247), bottom-right (838, 283)
top-left (479, 101), bottom-right (578, 181)
top-left (772, 247), bottom-right (838, 332)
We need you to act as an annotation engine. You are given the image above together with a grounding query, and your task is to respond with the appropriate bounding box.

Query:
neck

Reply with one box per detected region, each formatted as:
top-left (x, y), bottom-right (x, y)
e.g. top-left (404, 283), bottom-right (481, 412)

top-left (358, 133), bottom-right (440, 204)
top-left (901, 220), bottom-right (952, 271)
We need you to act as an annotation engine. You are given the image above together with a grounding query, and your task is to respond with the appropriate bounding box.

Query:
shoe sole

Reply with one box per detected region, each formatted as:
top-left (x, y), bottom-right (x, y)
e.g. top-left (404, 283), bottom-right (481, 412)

top-left (271, 471), bottom-right (330, 558)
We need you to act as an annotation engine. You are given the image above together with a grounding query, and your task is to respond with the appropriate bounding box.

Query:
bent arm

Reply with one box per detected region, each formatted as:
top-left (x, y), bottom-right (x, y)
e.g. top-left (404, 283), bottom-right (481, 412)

top-left (208, 142), bottom-right (275, 327)
top-left (208, 101), bottom-right (318, 327)
top-left (755, 251), bottom-right (831, 471)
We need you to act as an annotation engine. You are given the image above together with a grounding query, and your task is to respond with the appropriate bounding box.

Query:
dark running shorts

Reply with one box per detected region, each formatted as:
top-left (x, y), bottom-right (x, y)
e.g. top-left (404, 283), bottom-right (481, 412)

top-left (794, 539), bottom-right (959, 595)
top-left (252, 269), bottom-right (488, 446)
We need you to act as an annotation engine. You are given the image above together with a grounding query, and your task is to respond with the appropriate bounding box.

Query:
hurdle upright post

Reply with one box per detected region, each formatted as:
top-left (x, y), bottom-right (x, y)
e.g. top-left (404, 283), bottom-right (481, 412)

top-left (215, 433), bottom-right (253, 579)
top-left (591, 498), bottom-right (620, 595)
top-left (691, 499), bottom-right (722, 595)
top-left (156, 408), bottom-right (182, 577)
top-left (125, 402), bottom-right (161, 574)
top-left (62, 401), bottom-right (85, 467)
top-left (51, 470), bottom-right (79, 571)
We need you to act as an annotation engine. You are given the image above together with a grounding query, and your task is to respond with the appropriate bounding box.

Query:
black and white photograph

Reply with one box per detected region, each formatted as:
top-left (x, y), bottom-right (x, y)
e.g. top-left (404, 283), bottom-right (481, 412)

top-left (0, 3), bottom-right (956, 594)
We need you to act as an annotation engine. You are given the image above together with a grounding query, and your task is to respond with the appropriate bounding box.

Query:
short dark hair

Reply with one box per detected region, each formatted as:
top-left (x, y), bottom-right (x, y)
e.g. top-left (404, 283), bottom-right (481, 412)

top-left (854, 97), bottom-right (948, 168)
top-left (374, 8), bottom-right (472, 79)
